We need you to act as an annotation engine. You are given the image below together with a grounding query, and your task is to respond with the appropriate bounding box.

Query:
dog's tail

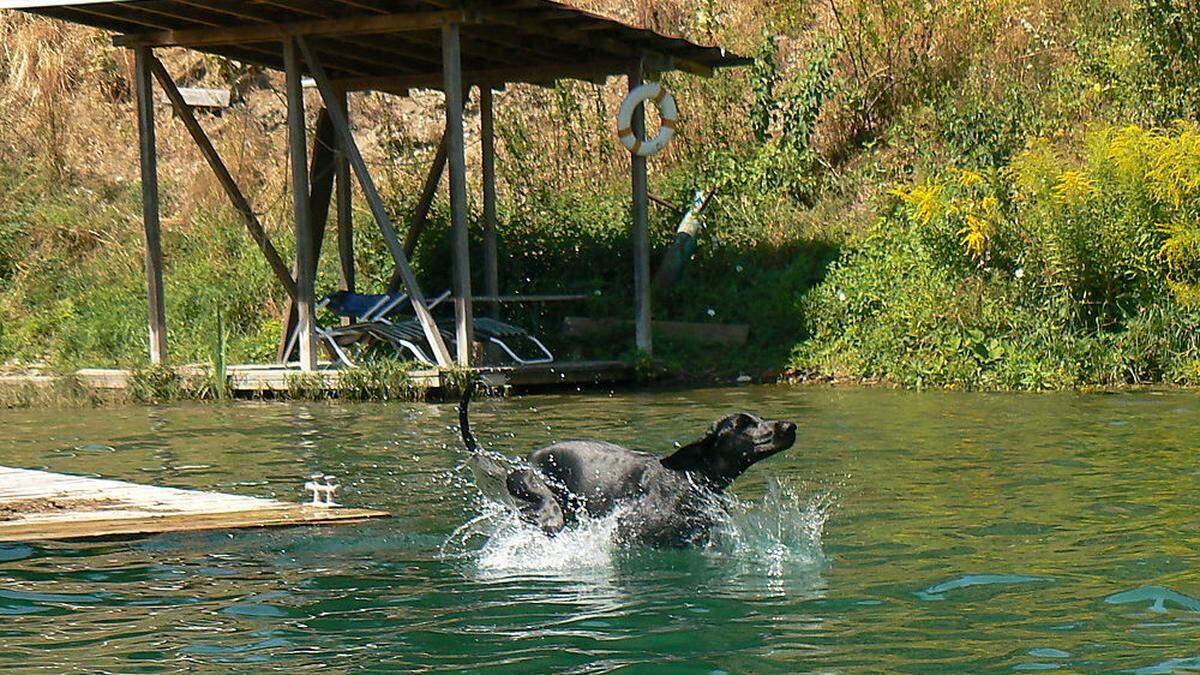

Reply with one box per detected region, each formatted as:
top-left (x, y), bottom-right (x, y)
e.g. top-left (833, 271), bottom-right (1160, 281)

top-left (458, 377), bottom-right (482, 454)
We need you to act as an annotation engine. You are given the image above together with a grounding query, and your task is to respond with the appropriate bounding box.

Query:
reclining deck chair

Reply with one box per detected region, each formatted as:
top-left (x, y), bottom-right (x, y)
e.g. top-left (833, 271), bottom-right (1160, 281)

top-left (283, 290), bottom-right (554, 366)
top-left (282, 290), bottom-right (452, 367)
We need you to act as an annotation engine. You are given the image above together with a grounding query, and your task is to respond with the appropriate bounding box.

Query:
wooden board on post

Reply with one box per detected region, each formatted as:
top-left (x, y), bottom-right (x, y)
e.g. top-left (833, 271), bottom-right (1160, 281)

top-left (284, 39), bottom-right (317, 371)
top-left (276, 108), bottom-right (339, 363)
top-left (295, 36), bottom-right (454, 368)
top-left (481, 86), bottom-right (500, 319)
top-left (334, 90), bottom-right (355, 298)
top-left (443, 22), bottom-right (475, 366)
top-left (629, 61), bottom-right (653, 355)
top-left (134, 46), bottom-right (168, 365)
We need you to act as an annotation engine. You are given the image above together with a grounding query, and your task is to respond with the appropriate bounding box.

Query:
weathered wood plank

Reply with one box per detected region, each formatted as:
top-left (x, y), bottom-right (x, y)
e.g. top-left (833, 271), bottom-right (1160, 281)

top-left (562, 317), bottom-right (749, 345)
top-left (114, 9), bottom-right (471, 48)
top-left (335, 90), bottom-right (355, 299)
top-left (166, 86), bottom-right (231, 108)
top-left (134, 46), bottom-right (168, 365)
top-left (277, 108), bottom-right (339, 363)
top-left (481, 86), bottom-right (500, 319)
top-left (0, 467), bottom-right (387, 542)
top-left (443, 23), bottom-right (474, 366)
top-left (335, 59), bottom-right (628, 92)
top-left (285, 39), bottom-right (318, 371)
top-left (394, 128), bottom-right (448, 279)
top-left (629, 61), bottom-right (652, 355)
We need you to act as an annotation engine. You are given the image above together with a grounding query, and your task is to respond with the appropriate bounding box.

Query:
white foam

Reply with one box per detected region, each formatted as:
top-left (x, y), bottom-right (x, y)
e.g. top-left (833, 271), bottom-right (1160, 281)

top-left (444, 474), bottom-right (832, 585)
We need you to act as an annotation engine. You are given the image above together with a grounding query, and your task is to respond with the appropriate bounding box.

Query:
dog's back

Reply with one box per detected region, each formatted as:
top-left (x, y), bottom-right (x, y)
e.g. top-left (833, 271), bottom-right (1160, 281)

top-left (529, 441), bottom-right (661, 517)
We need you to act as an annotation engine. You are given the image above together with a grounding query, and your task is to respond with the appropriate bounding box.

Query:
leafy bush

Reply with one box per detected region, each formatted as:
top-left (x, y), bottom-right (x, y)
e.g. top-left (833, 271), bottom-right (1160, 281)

top-left (795, 124), bottom-right (1200, 388)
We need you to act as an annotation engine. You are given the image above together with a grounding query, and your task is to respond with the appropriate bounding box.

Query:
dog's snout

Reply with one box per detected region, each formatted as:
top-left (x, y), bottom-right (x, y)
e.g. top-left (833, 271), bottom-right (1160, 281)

top-left (776, 421), bottom-right (796, 435)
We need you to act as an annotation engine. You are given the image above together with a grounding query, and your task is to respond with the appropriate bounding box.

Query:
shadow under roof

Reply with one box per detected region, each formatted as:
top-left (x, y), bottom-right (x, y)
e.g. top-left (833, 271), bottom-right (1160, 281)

top-left (1, 0), bottom-right (749, 90)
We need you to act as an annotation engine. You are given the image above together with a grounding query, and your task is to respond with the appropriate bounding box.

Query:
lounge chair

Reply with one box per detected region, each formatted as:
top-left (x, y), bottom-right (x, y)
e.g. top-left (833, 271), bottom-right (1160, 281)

top-left (438, 316), bottom-right (554, 365)
top-left (283, 290), bottom-right (554, 366)
top-left (282, 290), bottom-right (451, 367)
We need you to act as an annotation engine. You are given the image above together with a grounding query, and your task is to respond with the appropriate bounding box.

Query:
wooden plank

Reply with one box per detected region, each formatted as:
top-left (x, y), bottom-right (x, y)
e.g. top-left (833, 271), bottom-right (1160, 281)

top-left (335, 90), bottom-right (355, 299)
top-left (166, 86), bottom-right (231, 108)
top-left (113, 9), bottom-right (471, 48)
top-left (443, 22), bottom-right (474, 367)
top-left (296, 36), bottom-right (454, 368)
top-left (0, 467), bottom-right (387, 542)
top-left (277, 108), bottom-right (339, 362)
top-left (285, 39), bottom-right (318, 371)
top-left (395, 128), bottom-right (448, 273)
top-left (481, 86), bottom-right (500, 319)
top-left (134, 46), bottom-right (168, 365)
top-left (629, 61), bottom-right (652, 355)
top-left (562, 317), bottom-right (749, 345)
top-left (149, 56), bottom-right (298, 301)
top-left (472, 294), bottom-right (592, 303)
top-left (335, 59), bottom-right (627, 92)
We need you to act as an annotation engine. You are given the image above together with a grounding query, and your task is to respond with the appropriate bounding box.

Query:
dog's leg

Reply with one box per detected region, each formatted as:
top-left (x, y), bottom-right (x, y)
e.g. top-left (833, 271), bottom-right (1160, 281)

top-left (506, 469), bottom-right (565, 535)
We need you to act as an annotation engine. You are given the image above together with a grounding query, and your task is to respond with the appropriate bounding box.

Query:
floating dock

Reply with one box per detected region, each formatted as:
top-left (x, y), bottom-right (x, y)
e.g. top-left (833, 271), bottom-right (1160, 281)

top-left (0, 466), bottom-right (388, 542)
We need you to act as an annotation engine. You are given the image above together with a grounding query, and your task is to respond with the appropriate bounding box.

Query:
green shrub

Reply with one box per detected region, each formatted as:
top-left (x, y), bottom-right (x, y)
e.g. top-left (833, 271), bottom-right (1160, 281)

top-left (795, 124), bottom-right (1200, 388)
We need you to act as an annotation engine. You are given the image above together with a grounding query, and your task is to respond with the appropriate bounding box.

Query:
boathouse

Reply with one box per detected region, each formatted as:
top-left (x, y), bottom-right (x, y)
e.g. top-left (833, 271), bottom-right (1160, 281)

top-left (1, 0), bottom-right (746, 376)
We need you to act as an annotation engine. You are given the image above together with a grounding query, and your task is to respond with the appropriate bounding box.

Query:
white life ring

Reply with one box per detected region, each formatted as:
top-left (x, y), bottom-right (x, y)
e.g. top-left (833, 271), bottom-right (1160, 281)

top-left (617, 83), bottom-right (678, 157)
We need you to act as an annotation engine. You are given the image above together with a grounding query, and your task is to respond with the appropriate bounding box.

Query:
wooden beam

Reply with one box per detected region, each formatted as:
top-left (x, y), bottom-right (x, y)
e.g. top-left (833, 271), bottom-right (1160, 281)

top-left (335, 60), bottom-right (627, 92)
top-left (134, 46), bottom-right (168, 365)
top-left (629, 61), bottom-right (652, 355)
top-left (277, 108), bottom-right (339, 363)
top-left (443, 22), bottom-right (474, 366)
top-left (395, 129), bottom-right (448, 273)
top-left (148, 56), bottom-right (298, 301)
top-left (480, 86), bottom-right (500, 319)
top-left (296, 36), bottom-right (454, 368)
top-left (335, 90), bottom-right (355, 299)
top-left (114, 9), bottom-right (471, 48)
top-left (285, 39), bottom-right (318, 371)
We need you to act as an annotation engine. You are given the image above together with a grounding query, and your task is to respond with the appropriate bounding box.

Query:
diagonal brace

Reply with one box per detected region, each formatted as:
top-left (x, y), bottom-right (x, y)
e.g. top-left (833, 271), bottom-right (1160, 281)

top-left (148, 55), bottom-right (298, 301)
top-left (295, 36), bottom-right (454, 368)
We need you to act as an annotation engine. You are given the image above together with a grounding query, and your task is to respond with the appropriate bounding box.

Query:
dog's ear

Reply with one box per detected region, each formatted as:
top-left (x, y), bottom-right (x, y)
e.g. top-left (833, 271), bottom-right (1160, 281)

top-left (661, 426), bottom-right (717, 471)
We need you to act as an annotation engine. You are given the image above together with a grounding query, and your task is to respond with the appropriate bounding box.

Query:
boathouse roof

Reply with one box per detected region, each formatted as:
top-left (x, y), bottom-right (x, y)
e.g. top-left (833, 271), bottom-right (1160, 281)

top-left (2, 0), bottom-right (747, 91)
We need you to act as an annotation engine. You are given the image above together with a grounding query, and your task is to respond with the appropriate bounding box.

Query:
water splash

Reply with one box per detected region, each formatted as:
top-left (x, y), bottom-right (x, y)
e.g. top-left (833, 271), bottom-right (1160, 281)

top-left (714, 479), bottom-right (832, 579)
top-left (443, 473), bottom-right (831, 585)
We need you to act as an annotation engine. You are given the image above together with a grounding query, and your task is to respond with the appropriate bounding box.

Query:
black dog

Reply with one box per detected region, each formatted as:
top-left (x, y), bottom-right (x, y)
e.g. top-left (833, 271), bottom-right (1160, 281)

top-left (458, 382), bottom-right (797, 547)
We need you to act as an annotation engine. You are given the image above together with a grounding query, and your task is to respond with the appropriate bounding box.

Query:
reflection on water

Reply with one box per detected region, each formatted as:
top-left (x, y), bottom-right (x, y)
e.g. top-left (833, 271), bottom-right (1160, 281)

top-left (0, 387), bottom-right (1199, 671)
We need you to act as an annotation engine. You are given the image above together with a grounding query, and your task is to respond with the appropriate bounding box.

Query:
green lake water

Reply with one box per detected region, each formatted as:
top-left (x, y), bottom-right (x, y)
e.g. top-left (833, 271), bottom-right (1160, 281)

top-left (1, 386), bottom-right (1199, 672)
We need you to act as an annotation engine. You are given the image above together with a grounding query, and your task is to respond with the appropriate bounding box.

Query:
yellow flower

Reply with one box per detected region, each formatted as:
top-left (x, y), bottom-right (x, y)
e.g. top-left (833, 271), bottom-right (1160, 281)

top-left (892, 184), bottom-right (947, 226)
top-left (1053, 170), bottom-right (1098, 204)
top-left (958, 168), bottom-right (985, 188)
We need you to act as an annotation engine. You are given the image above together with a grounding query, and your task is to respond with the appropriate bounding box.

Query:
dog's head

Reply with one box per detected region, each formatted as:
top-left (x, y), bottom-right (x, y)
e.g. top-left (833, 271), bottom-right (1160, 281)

top-left (660, 412), bottom-right (797, 490)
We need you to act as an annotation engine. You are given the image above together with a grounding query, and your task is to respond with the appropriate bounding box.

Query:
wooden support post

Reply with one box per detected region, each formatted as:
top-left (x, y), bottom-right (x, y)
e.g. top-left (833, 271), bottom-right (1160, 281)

top-left (134, 46), bottom-right (168, 365)
top-left (481, 86), bottom-right (500, 319)
top-left (335, 90), bottom-right (355, 298)
top-left (285, 39), bottom-right (317, 371)
top-left (443, 22), bottom-right (474, 366)
top-left (276, 108), bottom-right (339, 363)
top-left (394, 129), bottom-right (448, 282)
top-left (629, 61), bottom-right (652, 355)
top-left (296, 36), bottom-right (454, 367)
top-left (148, 56), bottom-right (298, 301)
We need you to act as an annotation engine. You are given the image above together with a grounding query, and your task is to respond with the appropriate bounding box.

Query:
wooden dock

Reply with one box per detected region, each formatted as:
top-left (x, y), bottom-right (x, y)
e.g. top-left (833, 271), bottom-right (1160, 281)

top-left (70, 360), bottom-right (634, 395)
top-left (0, 466), bottom-right (388, 542)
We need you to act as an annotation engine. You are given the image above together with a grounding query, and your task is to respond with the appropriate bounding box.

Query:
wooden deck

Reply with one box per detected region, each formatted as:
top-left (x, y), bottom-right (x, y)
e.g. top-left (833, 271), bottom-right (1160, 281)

top-left (0, 466), bottom-right (388, 542)
top-left (69, 360), bottom-right (634, 395)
